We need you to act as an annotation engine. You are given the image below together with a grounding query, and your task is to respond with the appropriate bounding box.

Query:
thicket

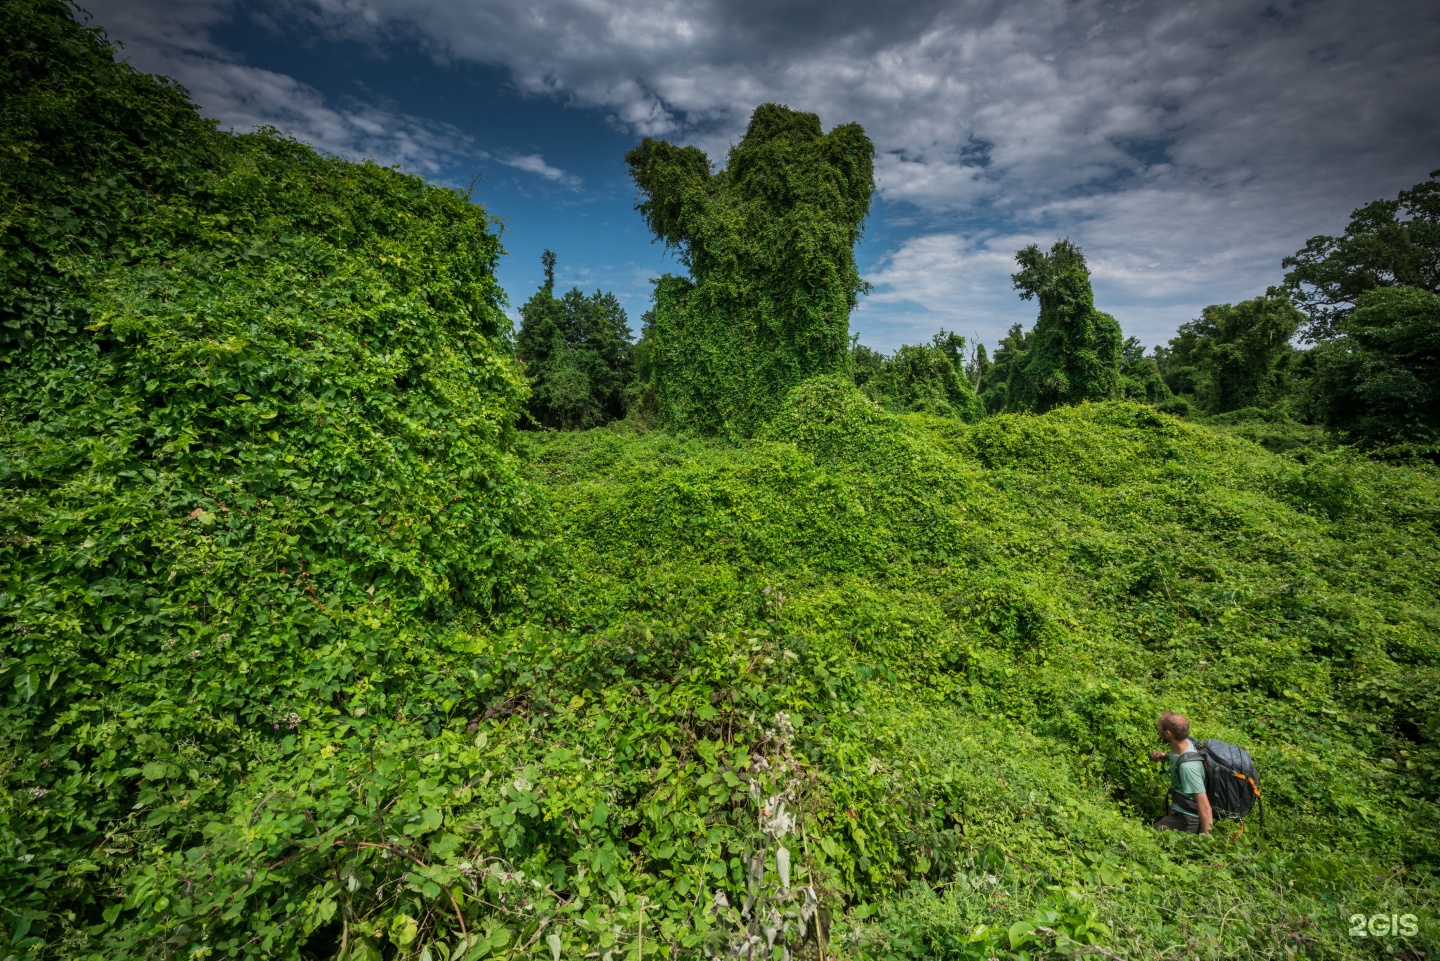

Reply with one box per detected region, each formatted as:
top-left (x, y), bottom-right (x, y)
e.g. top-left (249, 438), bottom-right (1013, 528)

top-left (851, 331), bottom-right (984, 422)
top-left (625, 104), bottom-right (874, 436)
top-left (5, 4), bottom-right (1440, 960)
top-left (520, 380), bottom-right (1439, 960)
top-left (2, 2), bottom-right (541, 955)
top-left (516, 251), bottom-right (633, 430)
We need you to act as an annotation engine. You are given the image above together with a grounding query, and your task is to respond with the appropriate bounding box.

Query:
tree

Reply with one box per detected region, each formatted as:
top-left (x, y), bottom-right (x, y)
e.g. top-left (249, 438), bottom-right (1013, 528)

top-left (626, 103), bottom-right (874, 435)
top-left (1162, 295), bottom-right (1302, 414)
top-left (966, 341), bottom-right (990, 393)
top-left (849, 338), bottom-right (886, 389)
top-left (1118, 337), bottom-right (1173, 406)
top-left (1280, 170), bottom-right (1440, 341)
top-left (859, 330), bottom-right (985, 421)
top-left (516, 250), bottom-right (633, 430)
top-left (978, 323), bottom-right (1029, 414)
top-left (1005, 240), bottom-right (1123, 412)
top-left (1305, 286), bottom-right (1440, 445)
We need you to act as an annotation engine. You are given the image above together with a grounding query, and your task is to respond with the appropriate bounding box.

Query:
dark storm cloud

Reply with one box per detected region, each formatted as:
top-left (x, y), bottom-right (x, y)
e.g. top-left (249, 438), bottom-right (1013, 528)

top-left (77, 0), bottom-right (1440, 348)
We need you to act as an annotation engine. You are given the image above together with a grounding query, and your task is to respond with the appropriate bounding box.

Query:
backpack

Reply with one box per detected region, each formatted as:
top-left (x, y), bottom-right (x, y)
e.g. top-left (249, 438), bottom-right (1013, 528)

top-left (1170, 738), bottom-right (1262, 826)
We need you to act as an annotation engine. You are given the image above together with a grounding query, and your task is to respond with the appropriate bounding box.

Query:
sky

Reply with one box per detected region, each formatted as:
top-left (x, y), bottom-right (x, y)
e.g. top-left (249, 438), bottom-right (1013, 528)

top-left (76, 0), bottom-right (1440, 354)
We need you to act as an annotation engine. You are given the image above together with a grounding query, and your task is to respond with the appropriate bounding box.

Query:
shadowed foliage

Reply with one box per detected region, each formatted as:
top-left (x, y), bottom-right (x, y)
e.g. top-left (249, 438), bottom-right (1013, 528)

top-left (516, 250), bottom-right (634, 430)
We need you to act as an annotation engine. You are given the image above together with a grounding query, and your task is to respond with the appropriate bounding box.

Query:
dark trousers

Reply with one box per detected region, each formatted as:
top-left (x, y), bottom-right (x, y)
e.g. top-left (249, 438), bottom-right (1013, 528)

top-left (1152, 811), bottom-right (1200, 833)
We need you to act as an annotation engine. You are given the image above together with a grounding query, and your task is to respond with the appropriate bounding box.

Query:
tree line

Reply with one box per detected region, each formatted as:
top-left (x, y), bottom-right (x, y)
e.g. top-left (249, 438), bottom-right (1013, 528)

top-left (516, 106), bottom-right (1437, 452)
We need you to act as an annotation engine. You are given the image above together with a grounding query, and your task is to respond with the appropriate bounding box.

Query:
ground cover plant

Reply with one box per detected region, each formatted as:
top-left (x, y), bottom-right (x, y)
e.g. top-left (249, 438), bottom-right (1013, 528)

top-left (3, 4), bottom-right (1439, 959)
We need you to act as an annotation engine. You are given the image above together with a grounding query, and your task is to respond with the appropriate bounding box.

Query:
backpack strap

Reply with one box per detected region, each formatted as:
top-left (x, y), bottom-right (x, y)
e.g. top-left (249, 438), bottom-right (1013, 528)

top-left (1168, 747), bottom-right (1206, 815)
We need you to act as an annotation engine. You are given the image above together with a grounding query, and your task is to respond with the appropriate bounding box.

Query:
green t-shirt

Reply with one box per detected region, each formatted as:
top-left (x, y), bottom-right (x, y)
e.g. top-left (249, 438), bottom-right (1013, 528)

top-left (1169, 742), bottom-right (1207, 815)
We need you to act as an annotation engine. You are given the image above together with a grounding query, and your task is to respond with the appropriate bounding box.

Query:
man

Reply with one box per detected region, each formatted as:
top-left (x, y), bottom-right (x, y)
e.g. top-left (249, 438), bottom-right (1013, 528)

top-left (1149, 711), bottom-right (1212, 834)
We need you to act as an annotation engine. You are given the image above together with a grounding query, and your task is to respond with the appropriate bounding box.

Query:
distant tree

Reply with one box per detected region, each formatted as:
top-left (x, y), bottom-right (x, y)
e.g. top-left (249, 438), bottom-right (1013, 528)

top-left (1117, 337), bottom-right (1173, 406)
top-left (978, 323), bottom-right (1029, 413)
top-left (860, 330), bottom-right (985, 421)
top-left (516, 250), bottom-right (633, 430)
top-left (1006, 240), bottom-right (1123, 412)
top-left (1304, 286), bottom-right (1440, 444)
top-left (626, 103), bottom-right (874, 435)
top-left (1280, 170), bottom-right (1440, 341)
top-left (850, 338), bottom-right (886, 389)
top-left (966, 341), bottom-right (990, 392)
top-left (1163, 295), bottom-right (1302, 414)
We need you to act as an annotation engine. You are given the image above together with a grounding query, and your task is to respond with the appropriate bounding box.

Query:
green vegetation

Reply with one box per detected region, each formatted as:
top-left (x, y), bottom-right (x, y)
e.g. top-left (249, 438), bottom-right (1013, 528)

top-left (516, 251), bottom-right (634, 430)
top-left (1155, 171), bottom-right (1440, 452)
top-left (625, 103), bottom-right (874, 436)
top-left (1156, 295), bottom-right (1304, 416)
top-left (1280, 170), bottom-right (1439, 342)
top-left (984, 240), bottom-right (1125, 413)
top-left (3, 5), bottom-right (1439, 960)
top-left (853, 331), bottom-right (985, 421)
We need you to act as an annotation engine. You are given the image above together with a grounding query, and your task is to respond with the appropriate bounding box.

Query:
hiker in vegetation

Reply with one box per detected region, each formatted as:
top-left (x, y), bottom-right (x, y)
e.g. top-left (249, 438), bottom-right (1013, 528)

top-left (1149, 712), bottom-right (1213, 834)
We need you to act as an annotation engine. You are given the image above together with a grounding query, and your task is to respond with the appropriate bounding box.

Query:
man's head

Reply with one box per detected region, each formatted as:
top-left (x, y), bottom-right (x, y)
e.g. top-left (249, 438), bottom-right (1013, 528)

top-left (1157, 712), bottom-right (1190, 746)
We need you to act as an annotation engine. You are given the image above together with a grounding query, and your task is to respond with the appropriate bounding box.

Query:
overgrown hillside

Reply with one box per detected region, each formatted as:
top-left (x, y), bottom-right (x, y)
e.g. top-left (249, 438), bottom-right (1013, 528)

top-left (3, 3), bottom-right (1438, 960)
top-left (516, 380), bottom-right (1439, 958)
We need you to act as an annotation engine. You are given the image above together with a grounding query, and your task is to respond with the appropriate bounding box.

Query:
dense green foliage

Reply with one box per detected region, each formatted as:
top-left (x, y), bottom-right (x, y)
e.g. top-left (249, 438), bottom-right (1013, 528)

top-left (517, 380), bottom-right (1439, 960)
top-left (2, 3), bottom-right (540, 955)
top-left (515, 251), bottom-right (634, 430)
top-left (991, 241), bottom-right (1124, 413)
top-left (5, 5), bottom-right (1440, 960)
top-left (1281, 170), bottom-right (1440, 342)
top-left (1303, 285), bottom-right (1440, 445)
top-left (852, 332), bottom-right (984, 421)
top-left (625, 104), bottom-right (874, 436)
top-left (1157, 295), bottom-right (1304, 415)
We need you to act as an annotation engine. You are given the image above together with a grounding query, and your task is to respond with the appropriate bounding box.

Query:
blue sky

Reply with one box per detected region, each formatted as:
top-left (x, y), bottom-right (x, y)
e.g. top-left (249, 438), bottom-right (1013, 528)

top-left (81, 0), bottom-right (1440, 354)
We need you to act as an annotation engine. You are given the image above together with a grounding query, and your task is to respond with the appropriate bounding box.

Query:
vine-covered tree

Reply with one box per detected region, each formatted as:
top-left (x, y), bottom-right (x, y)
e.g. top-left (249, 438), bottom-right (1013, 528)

top-left (1304, 286), bottom-right (1440, 444)
top-left (857, 330), bottom-right (985, 421)
top-left (1117, 337), bottom-right (1173, 407)
top-left (978, 323), bottom-right (1029, 413)
top-left (1004, 240), bottom-right (1123, 412)
top-left (516, 250), bottom-right (633, 430)
top-left (625, 103), bottom-right (874, 435)
top-left (1280, 170), bottom-right (1440, 341)
top-left (1160, 295), bottom-right (1302, 414)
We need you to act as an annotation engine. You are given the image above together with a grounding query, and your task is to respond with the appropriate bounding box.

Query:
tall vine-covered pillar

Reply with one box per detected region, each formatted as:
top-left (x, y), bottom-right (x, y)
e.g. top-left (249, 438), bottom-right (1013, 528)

top-left (626, 103), bottom-right (874, 436)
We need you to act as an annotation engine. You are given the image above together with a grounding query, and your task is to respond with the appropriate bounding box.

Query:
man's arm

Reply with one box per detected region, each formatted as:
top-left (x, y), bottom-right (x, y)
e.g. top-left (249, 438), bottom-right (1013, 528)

top-left (1195, 791), bottom-right (1213, 834)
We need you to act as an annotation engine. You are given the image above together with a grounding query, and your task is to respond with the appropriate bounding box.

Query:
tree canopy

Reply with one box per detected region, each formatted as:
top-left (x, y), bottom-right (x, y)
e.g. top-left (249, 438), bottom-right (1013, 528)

top-left (1158, 295), bottom-right (1303, 415)
top-left (856, 331), bottom-right (985, 421)
top-left (515, 250), bottom-right (633, 430)
top-left (625, 103), bottom-right (874, 435)
top-left (1000, 240), bottom-right (1124, 412)
top-left (1304, 285), bottom-right (1440, 444)
top-left (1280, 169), bottom-right (1440, 341)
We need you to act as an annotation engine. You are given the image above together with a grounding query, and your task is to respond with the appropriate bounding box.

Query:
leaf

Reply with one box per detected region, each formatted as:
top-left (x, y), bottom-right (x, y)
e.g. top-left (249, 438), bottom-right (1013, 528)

top-left (391, 913), bottom-right (419, 947)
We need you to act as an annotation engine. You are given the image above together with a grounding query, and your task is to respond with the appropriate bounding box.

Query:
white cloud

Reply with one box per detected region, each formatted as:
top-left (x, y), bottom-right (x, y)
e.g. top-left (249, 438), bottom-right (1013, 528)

top-left (498, 154), bottom-right (581, 187)
top-left (77, 0), bottom-right (476, 174)
top-left (268, 0), bottom-right (1438, 323)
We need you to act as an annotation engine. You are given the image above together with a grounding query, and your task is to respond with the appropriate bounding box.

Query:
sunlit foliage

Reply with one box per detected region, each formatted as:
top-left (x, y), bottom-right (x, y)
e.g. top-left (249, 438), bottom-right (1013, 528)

top-left (625, 104), bottom-right (874, 435)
